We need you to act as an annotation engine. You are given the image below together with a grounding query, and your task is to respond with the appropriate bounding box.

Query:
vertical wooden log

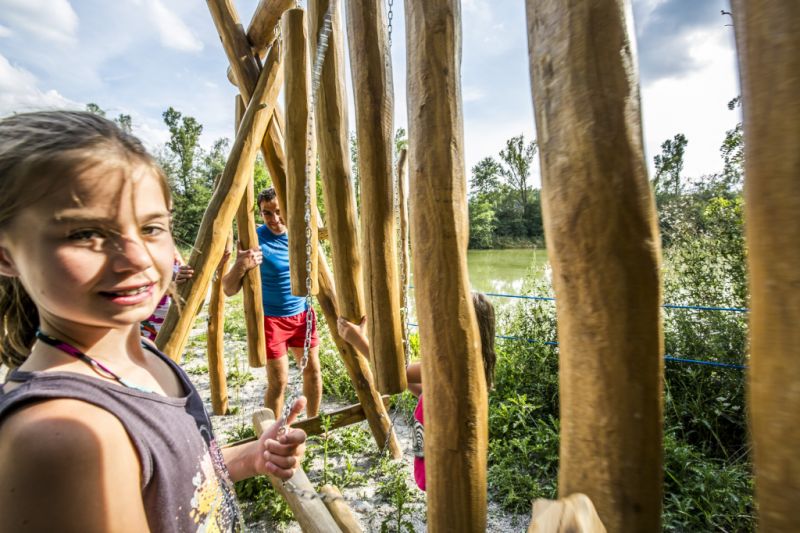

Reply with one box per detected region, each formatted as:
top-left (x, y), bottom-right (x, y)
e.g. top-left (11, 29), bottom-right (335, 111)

top-left (405, 2), bottom-right (488, 531)
top-left (346, 0), bottom-right (406, 394)
top-left (731, 2), bottom-right (800, 531)
top-left (234, 96), bottom-right (267, 368)
top-left (207, 232), bottom-right (232, 415)
top-left (252, 409), bottom-right (343, 533)
top-left (155, 45), bottom-right (283, 360)
top-left (309, 0), bottom-right (366, 323)
top-left (526, 2), bottom-right (663, 531)
top-left (284, 8), bottom-right (319, 297)
top-left (396, 148), bottom-right (410, 346)
top-left (226, 0), bottom-right (294, 85)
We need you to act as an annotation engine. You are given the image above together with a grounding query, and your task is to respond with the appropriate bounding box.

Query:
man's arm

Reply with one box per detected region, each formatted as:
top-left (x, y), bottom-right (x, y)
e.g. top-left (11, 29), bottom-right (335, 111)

top-left (222, 242), bottom-right (262, 297)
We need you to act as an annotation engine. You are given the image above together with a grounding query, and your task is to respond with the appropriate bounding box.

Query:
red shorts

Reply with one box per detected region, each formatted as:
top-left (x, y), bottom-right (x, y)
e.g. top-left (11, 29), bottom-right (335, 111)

top-left (263, 309), bottom-right (320, 360)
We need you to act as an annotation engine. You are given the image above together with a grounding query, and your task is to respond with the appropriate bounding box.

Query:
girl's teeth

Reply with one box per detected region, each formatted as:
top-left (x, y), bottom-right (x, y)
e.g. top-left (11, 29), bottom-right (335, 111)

top-left (114, 287), bottom-right (147, 296)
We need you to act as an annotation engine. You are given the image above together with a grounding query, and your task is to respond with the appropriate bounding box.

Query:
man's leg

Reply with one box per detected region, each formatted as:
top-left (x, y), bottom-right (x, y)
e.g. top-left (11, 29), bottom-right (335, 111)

top-left (265, 355), bottom-right (289, 416)
top-left (289, 344), bottom-right (321, 417)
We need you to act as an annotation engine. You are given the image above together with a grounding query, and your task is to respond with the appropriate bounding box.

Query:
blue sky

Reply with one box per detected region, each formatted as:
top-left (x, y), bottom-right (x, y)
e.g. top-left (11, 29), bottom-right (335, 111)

top-left (0, 0), bottom-right (740, 187)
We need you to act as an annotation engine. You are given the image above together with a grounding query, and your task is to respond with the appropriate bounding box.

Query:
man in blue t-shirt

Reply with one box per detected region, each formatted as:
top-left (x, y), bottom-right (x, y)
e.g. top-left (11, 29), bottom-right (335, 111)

top-left (222, 188), bottom-right (321, 417)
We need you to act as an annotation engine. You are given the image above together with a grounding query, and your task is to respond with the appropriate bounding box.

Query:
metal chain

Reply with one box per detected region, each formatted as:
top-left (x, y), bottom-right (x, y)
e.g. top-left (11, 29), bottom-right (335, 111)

top-left (387, 0), bottom-right (394, 47)
top-left (276, 0), bottom-right (340, 504)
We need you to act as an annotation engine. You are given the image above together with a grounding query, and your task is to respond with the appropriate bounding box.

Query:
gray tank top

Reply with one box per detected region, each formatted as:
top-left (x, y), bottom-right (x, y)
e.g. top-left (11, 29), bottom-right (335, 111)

top-left (0, 343), bottom-right (242, 532)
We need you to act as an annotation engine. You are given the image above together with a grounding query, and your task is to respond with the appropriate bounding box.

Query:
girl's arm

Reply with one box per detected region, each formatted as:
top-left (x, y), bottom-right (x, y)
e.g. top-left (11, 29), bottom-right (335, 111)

top-left (222, 242), bottom-right (262, 297)
top-left (0, 399), bottom-right (150, 532)
top-left (406, 362), bottom-right (422, 397)
top-left (336, 316), bottom-right (370, 356)
top-left (222, 397), bottom-right (308, 482)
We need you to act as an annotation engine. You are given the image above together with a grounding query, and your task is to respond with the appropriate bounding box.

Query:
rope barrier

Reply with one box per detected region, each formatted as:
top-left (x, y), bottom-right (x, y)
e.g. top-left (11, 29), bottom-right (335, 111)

top-left (407, 323), bottom-right (747, 370)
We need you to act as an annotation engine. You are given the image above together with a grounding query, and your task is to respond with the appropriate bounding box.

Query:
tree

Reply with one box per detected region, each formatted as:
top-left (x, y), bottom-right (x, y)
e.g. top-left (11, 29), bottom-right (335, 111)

top-left (470, 157), bottom-right (502, 198)
top-left (498, 135), bottom-right (537, 217)
top-left (720, 97), bottom-right (744, 188)
top-left (163, 107), bottom-right (203, 199)
top-left (653, 133), bottom-right (688, 198)
top-left (86, 102), bottom-right (106, 117)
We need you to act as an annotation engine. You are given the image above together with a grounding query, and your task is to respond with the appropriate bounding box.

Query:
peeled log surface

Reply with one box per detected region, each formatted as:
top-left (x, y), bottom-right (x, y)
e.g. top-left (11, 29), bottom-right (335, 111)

top-left (155, 46), bottom-right (283, 360)
top-left (234, 96), bottom-right (267, 368)
top-left (405, 1), bottom-right (488, 531)
top-left (310, 0), bottom-right (365, 323)
top-left (346, 0), bottom-right (405, 394)
top-left (207, 218), bottom-right (232, 415)
top-left (526, 1), bottom-right (663, 531)
top-left (226, 0), bottom-right (294, 86)
top-left (284, 8), bottom-right (318, 296)
top-left (731, 1), bottom-right (800, 530)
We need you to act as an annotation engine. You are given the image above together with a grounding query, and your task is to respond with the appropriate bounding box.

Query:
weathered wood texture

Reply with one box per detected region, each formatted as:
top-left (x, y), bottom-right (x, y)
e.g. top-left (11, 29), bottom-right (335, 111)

top-left (263, 111), bottom-right (401, 458)
top-left (252, 409), bottom-right (342, 533)
top-left (526, 2), bottom-right (663, 531)
top-left (226, 0), bottom-right (294, 85)
top-left (156, 45), bottom-right (283, 360)
top-left (320, 485), bottom-right (364, 533)
top-left (405, 2), bottom-right (488, 530)
top-left (293, 395), bottom-right (390, 436)
top-left (209, 0), bottom-right (261, 93)
top-left (284, 9), bottom-right (319, 297)
top-left (527, 493), bottom-right (607, 533)
top-left (234, 96), bottom-right (267, 368)
top-left (396, 148), bottom-right (410, 350)
top-left (346, 0), bottom-right (406, 394)
top-left (207, 220), bottom-right (232, 415)
top-left (310, 0), bottom-right (365, 323)
top-left (207, 0), bottom-right (398, 457)
top-left (731, 2), bottom-right (800, 531)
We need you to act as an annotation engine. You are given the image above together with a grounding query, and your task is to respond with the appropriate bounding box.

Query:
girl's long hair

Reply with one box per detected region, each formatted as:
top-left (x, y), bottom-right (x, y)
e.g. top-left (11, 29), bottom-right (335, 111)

top-left (0, 110), bottom-right (171, 368)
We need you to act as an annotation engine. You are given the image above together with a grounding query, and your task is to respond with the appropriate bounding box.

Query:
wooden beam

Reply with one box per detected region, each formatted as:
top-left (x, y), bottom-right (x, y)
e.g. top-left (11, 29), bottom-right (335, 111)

top-left (396, 148), bottom-right (409, 349)
top-left (310, 0), bottom-right (365, 324)
top-left (526, 1), bottom-right (663, 531)
top-left (320, 485), bottom-right (363, 533)
top-left (252, 409), bottom-right (343, 533)
top-left (155, 44), bottom-right (283, 360)
top-left (207, 211), bottom-right (232, 415)
top-left (731, 1), bottom-right (800, 530)
top-left (405, 2), bottom-right (488, 530)
top-left (284, 8), bottom-right (319, 296)
top-left (226, 0), bottom-right (294, 86)
top-left (293, 395), bottom-right (391, 436)
top-left (234, 96), bottom-right (267, 368)
top-left (346, 0), bottom-right (406, 395)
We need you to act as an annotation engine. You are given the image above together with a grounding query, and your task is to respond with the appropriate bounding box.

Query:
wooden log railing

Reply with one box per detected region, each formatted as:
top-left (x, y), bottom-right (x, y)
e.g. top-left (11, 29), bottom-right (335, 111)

top-left (310, 0), bottom-right (366, 324)
top-left (234, 96), bottom-right (267, 368)
top-left (252, 409), bottom-right (342, 533)
top-left (209, 0), bottom-right (400, 457)
top-left (406, 2), bottom-right (488, 530)
top-left (526, 1), bottom-right (664, 531)
top-left (731, 1), bottom-right (800, 530)
top-left (226, 0), bottom-right (294, 85)
top-left (320, 485), bottom-right (363, 533)
top-left (346, 0), bottom-right (406, 395)
top-left (155, 42), bottom-right (283, 361)
top-left (284, 8), bottom-right (319, 296)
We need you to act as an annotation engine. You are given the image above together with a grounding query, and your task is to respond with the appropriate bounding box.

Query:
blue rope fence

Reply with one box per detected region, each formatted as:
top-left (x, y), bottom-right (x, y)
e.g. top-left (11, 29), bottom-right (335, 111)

top-left (405, 289), bottom-right (749, 370)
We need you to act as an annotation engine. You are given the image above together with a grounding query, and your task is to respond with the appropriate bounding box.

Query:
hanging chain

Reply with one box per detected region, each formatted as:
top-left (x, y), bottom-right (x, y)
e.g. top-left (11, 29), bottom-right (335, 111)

top-left (276, 0), bottom-right (343, 504)
top-left (387, 0), bottom-right (394, 47)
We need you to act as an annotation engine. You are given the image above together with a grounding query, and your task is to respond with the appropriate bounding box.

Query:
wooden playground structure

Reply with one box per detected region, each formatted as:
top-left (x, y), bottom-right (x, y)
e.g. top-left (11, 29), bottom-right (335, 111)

top-left (154, 0), bottom-right (799, 531)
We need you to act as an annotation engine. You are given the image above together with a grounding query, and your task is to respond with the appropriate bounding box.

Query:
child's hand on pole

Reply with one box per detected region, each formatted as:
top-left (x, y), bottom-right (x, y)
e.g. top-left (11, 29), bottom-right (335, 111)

top-left (256, 396), bottom-right (307, 480)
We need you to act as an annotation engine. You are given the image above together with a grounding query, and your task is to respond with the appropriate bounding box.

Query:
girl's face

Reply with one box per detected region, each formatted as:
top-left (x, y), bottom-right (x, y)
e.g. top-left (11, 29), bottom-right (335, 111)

top-left (0, 161), bottom-right (175, 336)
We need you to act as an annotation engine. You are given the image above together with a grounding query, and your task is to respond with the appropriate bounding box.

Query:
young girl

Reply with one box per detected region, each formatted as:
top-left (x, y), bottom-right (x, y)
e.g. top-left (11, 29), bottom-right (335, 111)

top-left (337, 292), bottom-right (497, 491)
top-left (0, 111), bottom-right (306, 532)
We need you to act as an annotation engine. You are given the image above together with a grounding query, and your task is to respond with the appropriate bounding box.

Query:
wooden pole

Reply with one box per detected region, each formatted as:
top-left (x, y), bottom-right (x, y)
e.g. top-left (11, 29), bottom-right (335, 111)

top-left (207, 232), bottom-right (232, 415)
top-left (234, 96), bottom-right (267, 368)
top-left (309, 0), bottom-right (365, 323)
top-left (284, 8), bottom-right (319, 297)
top-left (731, 2), bottom-right (800, 530)
top-left (226, 0), bottom-right (294, 85)
top-left (526, 1), bottom-right (663, 531)
top-left (155, 44), bottom-right (283, 360)
top-left (396, 148), bottom-right (409, 350)
top-left (206, 0), bottom-right (399, 456)
top-left (252, 409), bottom-right (343, 533)
top-left (346, 0), bottom-right (406, 394)
top-left (320, 485), bottom-right (363, 533)
top-left (405, 2), bottom-right (488, 530)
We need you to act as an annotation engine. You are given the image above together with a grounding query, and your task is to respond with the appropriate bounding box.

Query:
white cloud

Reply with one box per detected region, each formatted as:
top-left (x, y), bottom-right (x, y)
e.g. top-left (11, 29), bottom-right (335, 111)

top-left (0, 24), bottom-right (12, 38)
top-left (0, 0), bottom-right (78, 44)
top-left (146, 0), bottom-right (204, 53)
top-left (0, 53), bottom-right (81, 115)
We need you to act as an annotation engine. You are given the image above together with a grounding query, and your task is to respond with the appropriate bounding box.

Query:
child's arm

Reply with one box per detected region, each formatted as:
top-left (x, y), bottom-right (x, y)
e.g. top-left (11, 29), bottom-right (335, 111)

top-left (222, 397), bottom-right (308, 482)
top-left (0, 399), bottom-right (150, 532)
top-left (336, 316), bottom-right (369, 355)
top-left (406, 362), bottom-right (423, 397)
top-left (222, 241), bottom-right (262, 297)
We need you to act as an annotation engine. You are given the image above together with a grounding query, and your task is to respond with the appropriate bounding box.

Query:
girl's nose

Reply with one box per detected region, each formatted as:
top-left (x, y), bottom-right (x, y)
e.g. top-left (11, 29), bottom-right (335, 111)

top-left (110, 235), bottom-right (153, 272)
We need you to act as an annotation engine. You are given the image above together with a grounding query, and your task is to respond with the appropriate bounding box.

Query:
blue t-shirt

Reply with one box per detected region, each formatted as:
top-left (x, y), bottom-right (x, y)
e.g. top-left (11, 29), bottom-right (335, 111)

top-left (257, 225), bottom-right (307, 317)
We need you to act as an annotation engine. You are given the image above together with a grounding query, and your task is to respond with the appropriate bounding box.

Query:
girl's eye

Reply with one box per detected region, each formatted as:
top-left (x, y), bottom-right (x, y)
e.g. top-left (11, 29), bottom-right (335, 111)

top-left (142, 224), bottom-right (167, 237)
top-left (67, 229), bottom-right (103, 241)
